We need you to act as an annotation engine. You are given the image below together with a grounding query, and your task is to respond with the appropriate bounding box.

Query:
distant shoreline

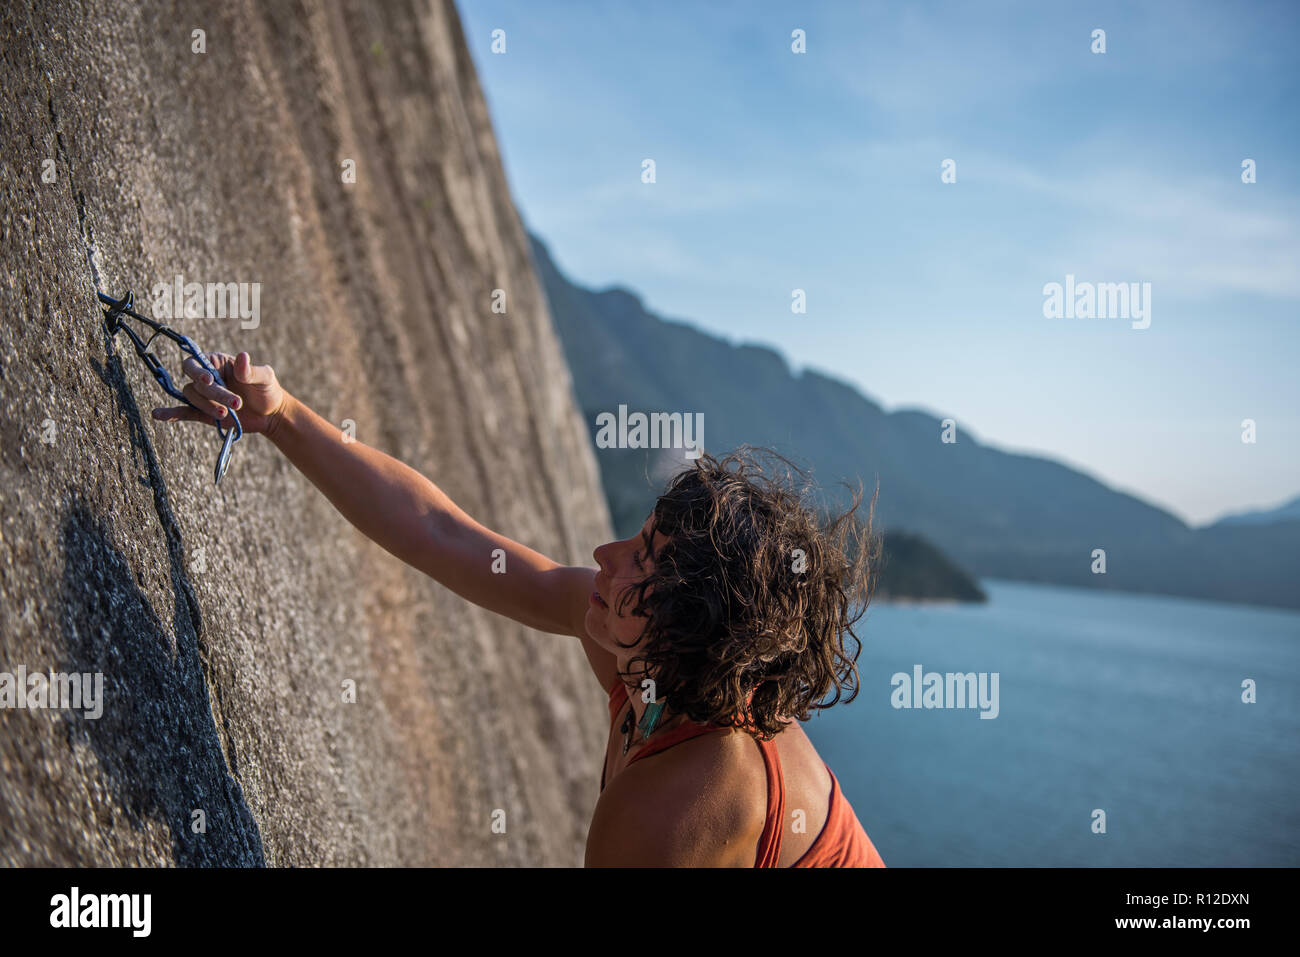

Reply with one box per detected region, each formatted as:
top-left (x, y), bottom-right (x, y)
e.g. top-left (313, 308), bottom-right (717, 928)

top-left (873, 594), bottom-right (966, 607)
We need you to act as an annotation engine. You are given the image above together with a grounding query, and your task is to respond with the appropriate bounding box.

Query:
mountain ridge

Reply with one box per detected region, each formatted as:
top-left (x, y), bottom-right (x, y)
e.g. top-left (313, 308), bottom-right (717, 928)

top-left (1211, 495), bottom-right (1300, 528)
top-left (530, 232), bottom-right (1300, 611)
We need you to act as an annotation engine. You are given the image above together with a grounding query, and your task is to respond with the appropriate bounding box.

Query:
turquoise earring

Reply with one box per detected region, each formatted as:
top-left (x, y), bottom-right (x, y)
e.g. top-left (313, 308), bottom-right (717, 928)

top-left (637, 698), bottom-right (667, 738)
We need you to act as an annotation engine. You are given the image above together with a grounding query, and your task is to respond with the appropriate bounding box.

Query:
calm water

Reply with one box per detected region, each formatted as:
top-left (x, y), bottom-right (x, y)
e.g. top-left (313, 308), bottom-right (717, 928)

top-left (802, 580), bottom-right (1300, 866)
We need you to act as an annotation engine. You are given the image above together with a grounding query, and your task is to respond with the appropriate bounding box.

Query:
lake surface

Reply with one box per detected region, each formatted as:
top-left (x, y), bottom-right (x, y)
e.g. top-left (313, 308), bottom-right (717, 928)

top-left (801, 580), bottom-right (1300, 866)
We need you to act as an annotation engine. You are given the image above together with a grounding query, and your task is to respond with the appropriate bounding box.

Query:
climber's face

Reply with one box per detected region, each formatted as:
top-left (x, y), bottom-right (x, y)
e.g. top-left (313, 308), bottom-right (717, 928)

top-left (587, 515), bottom-right (666, 656)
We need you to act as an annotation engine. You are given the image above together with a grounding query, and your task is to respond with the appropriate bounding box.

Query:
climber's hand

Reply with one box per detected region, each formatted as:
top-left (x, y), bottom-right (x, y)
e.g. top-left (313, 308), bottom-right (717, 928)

top-left (151, 351), bottom-right (287, 435)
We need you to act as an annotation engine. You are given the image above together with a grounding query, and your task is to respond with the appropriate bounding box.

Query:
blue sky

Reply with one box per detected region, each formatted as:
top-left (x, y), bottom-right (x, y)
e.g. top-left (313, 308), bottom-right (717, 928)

top-left (456, 0), bottom-right (1299, 526)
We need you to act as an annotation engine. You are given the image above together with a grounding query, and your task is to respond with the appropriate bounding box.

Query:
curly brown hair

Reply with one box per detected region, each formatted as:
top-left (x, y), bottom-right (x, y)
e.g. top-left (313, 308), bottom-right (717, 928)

top-left (614, 447), bottom-right (879, 739)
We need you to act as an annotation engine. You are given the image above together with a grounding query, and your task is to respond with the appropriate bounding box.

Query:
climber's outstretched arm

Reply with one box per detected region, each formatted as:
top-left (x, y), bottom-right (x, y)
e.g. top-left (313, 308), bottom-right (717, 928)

top-left (270, 391), bottom-right (597, 634)
top-left (152, 352), bottom-right (598, 643)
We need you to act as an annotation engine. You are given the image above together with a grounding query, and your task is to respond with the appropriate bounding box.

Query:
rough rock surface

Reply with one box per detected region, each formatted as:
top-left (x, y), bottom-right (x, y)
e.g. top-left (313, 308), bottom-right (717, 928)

top-left (0, 0), bottom-right (611, 866)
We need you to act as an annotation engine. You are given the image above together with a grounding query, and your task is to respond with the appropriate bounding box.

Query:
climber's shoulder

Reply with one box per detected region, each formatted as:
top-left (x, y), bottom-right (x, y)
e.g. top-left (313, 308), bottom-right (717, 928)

top-left (585, 740), bottom-right (761, 867)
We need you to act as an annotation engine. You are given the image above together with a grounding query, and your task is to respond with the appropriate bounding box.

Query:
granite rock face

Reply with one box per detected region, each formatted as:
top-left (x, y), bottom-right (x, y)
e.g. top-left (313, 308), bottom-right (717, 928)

top-left (0, 0), bottom-right (611, 866)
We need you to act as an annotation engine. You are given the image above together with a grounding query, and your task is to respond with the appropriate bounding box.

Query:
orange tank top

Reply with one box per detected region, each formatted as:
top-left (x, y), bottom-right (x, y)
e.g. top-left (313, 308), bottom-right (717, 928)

top-left (600, 680), bottom-right (886, 868)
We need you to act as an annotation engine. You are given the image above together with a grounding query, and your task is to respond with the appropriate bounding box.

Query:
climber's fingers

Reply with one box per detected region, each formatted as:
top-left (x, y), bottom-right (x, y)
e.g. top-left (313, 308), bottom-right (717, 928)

top-left (205, 352), bottom-right (239, 380)
top-left (151, 405), bottom-right (217, 425)
top-left (180, 355), bottom-right (243, 410)
top-left (180, 381), bottom-right (231, 420)
top-left (232, 351), bottom-right (276, 387)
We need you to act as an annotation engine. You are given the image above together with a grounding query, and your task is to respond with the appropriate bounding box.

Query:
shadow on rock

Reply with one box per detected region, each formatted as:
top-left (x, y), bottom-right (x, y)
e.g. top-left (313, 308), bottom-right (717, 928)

top-left (52, 331), bottom-right (264, 865)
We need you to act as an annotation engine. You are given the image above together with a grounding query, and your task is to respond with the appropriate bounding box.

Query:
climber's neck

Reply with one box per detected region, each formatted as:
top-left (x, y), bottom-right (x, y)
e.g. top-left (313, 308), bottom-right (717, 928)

top-left (613, 656), bottom-right (686, 737)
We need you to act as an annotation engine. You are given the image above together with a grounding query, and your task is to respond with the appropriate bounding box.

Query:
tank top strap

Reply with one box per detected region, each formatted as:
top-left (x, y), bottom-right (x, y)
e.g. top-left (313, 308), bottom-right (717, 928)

top-left (605, 684), bottom-right (789, 867)
top-left (628, 722), bottom-right (786, 868)
top-left (626, 721), bottom-right (728, 766)
top-left (753, 736), bottom-right (785, 867)
top-left (604, 684), bottom-right (732, 789)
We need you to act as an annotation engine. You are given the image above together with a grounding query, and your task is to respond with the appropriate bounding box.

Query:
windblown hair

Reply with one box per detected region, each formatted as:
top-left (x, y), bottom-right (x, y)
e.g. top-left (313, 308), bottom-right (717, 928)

top-left (616, 448), bottom-right (879, 739)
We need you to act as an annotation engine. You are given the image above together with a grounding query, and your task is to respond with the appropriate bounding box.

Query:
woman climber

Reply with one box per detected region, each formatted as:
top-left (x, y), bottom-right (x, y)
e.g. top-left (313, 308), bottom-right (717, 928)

top-left (153, 351), bottom-right (886, 867)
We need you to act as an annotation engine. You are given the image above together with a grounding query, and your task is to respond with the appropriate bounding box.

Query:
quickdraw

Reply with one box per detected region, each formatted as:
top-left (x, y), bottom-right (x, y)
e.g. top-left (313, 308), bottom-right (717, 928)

top-left (99, 290), bottom-right (242, 483)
